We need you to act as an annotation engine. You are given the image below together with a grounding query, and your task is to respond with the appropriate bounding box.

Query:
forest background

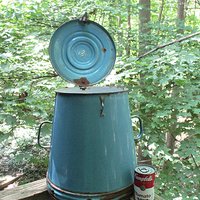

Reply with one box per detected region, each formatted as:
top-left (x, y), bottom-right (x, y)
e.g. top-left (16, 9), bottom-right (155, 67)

top-left (0, 0), bottom-right (200, 199)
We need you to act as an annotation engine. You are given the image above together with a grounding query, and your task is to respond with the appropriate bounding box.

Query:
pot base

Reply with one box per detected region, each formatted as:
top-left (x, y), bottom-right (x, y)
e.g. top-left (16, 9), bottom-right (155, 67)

top-left (47, 178), bottom-right (134, 200)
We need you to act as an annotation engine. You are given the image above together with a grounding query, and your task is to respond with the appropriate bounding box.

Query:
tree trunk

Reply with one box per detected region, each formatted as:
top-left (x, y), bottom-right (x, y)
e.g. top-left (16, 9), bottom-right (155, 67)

top-left (137, 0), bottom-right (151, 163)
top-left (157, 0), bottom-right (165, 37)
top-left (166, 0), bottom-right (185, 156)
top-left (118, 15), bottom-right (123, 57)
top-left (166, 86), bottom-right (179, 155)
top-left (116, 0), bottom-right (124, 57)
top-left (126, 0), bottom-right (131, 56)
top-left (138, 0), bottom-right (151, 56)
top-left (158, 0), bottom-right (165, 22)
top-left (166, 131), bottom-right (176, 155)
top-left (177, 0), bottom-right (185, 33)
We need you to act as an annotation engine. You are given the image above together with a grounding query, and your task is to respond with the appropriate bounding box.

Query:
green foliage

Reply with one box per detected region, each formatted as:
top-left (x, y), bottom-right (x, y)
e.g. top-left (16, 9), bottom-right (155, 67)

top-left (120, 39), bottom-right (200, 198)
top-left (120, 41), bottom-right (200, 198)
top-left (0, 0), bottom-right (200, 198)
top-left (0, 127), bottom-right (48, 183)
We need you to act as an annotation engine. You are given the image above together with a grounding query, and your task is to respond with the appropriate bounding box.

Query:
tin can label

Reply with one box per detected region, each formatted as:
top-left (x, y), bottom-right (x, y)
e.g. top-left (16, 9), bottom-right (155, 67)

top-left (134, 165), bottom-right (155, 200)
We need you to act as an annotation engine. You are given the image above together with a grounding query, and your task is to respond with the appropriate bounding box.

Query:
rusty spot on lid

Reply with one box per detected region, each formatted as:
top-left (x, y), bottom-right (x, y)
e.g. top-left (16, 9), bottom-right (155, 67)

top-left (74, 77), bottom-right (90, 90)
top-left (102, 48), bottom-right (107, 53)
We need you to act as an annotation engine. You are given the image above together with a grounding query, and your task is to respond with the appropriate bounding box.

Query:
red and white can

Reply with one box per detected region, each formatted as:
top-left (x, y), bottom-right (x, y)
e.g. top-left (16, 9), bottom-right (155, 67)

top-left (134, 165), bottom-right (155, 200)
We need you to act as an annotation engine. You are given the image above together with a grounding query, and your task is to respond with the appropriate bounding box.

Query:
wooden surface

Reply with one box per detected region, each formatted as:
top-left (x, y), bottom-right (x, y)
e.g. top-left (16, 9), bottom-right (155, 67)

top-left (0, 178), bottom-right (51, 200)
top-left (0, 174), bottom-right (24, 190)
top-left (0, 178), bottom-right (164, 200)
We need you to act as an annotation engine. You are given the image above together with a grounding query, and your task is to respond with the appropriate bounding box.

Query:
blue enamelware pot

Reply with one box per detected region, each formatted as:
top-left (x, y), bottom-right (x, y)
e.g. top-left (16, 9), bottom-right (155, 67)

top-left (38, 86), bottom-right (143, 200)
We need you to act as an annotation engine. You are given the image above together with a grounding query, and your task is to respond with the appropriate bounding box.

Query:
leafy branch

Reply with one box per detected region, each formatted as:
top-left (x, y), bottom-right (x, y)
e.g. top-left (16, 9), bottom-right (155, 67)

top-left (31, 74), bottom-right (58, 80)
top-left (1, 74), bottom-right (58, 81)
top-left (30, 19), bottom-right (61, 28)
top-left (191, 154), bottom-right (199, 168)
top-left (137, 31), bottom-right (200, 60)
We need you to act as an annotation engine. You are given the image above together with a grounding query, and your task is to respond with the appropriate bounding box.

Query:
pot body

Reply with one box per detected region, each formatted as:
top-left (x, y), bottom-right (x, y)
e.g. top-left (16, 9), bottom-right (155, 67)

top-left (47, 87), bottom-right (137, 199)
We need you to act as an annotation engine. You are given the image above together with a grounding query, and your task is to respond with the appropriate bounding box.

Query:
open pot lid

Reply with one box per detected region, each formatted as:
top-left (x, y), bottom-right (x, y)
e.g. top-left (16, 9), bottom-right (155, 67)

top-left (49, 19), bottom-right (116, 86)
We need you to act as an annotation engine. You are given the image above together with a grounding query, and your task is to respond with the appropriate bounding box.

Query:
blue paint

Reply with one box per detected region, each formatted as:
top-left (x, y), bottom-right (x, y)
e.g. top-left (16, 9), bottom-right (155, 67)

top-left (49, 20), bottom-right (116, 84)
top-left (46, 87), bottom-right (142, 199)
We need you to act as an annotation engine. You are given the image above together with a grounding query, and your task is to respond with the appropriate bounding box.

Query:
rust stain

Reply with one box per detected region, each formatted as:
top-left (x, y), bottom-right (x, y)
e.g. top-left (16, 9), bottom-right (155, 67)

top-left (102, 48), bottom-right (107, 53)
top-left (74, 77), bottom-right (90, 89)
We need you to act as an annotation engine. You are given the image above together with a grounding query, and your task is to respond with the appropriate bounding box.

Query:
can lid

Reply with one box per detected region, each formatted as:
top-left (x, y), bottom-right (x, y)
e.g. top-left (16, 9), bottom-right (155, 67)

top-left (49, 20), bottom-right (116, 86)
top-left (135, 165), bottom-right (155, 174)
